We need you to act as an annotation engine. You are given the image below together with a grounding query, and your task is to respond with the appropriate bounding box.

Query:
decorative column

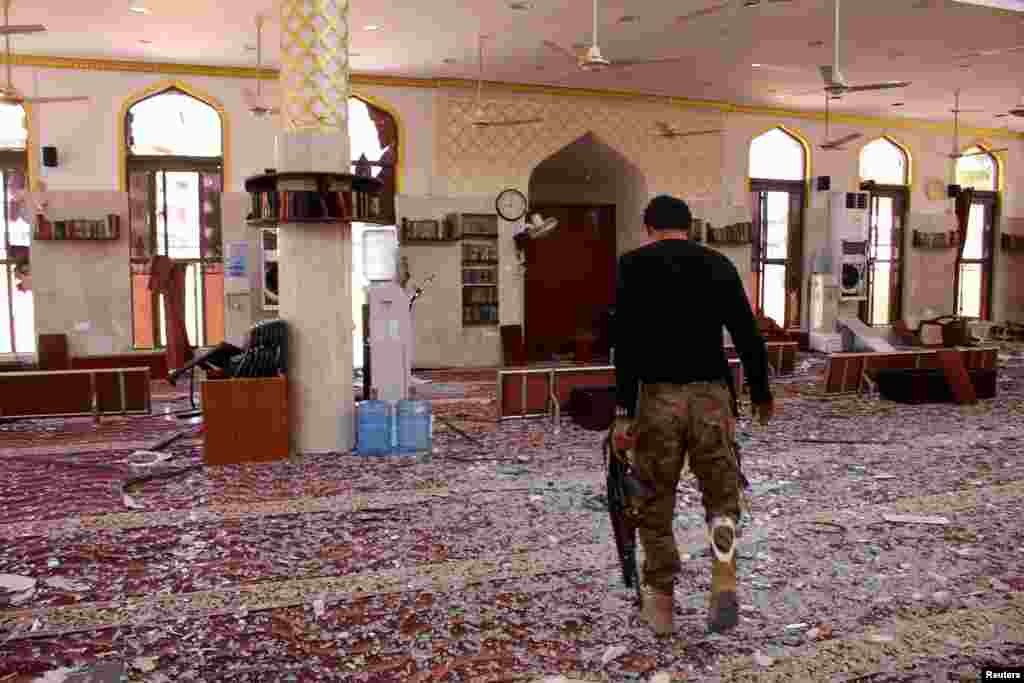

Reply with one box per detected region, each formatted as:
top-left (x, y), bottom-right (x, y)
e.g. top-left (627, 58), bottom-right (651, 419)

top-left (277, 0), bottom-right (353, 453)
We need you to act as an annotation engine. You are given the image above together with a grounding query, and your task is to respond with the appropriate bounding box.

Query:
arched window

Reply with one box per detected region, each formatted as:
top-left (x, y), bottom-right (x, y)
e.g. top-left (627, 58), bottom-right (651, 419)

top-left (748, 127), bottom-right (807, 329)
top-left (0, 102), bottom-right (31, 354)
top-left (954, 146), bottom-right (999, 319)
top-left (124, 83), bottom-right (225, 351)
top-left (859, 137), bottom-right (908, 186)
top-left (859, 138), bottom-right (909, 326)
top-left (955, 147), bottom-right (997, 192)
top-left (749, 127), bottom-right (805, 181)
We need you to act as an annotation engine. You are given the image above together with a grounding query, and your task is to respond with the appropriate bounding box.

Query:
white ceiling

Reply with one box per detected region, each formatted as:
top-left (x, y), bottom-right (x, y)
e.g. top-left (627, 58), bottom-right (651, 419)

top-left (6, 0), bottom-right (1024, 131)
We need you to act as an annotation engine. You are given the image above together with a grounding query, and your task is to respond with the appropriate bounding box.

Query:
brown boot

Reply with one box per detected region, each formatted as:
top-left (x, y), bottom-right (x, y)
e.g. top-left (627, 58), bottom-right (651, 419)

top-left (708, 517), bottom-right (739, 633)
top-left (640, 587), bottom-right (674, 636)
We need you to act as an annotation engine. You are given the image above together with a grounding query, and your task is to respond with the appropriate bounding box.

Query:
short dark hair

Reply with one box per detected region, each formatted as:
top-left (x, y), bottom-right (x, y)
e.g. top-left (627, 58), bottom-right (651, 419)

top-left (643, 195), bottom-right (692, 232)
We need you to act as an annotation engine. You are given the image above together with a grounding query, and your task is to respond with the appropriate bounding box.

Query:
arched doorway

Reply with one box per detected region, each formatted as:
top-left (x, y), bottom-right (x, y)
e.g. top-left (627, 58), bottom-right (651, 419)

top-left (954, 146), bottom-right (1000, 319)
top-left (748, 126), bottom-right (808, 329)
top-left (526, 132), bottom-right (645, 361)
top-left (122, 82), bottom-right (225, 350)
top-left (0, 102), bottom-right (31, 354)
top-left (859, 137), bottom-right (910, 326)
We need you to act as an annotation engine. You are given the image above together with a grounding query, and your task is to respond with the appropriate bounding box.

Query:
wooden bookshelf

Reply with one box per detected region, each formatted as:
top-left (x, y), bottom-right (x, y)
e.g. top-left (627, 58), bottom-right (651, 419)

top-left (33, 214), bottom-right (121, 241)
top-left (453, 213), bottom-right (500, 326)
top-left (244, 172), bottom-right (389, 226)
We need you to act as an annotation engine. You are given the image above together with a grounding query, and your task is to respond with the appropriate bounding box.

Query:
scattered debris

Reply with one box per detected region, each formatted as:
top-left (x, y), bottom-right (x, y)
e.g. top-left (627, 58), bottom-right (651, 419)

top-left (882, 514), bottom-right (951, 525)
top-left (601, 644), bottom-right (629, 666)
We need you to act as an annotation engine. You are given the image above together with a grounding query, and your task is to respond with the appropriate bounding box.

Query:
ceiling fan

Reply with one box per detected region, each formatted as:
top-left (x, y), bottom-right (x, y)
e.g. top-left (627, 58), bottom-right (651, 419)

top-left (0, 0), bottom-right (89, 106)
top-left (818, 0), bottom-right (912, 98)
top-left (819, 92), bottom-right (862, 150)
top-left (676, 0), bottom-right (795, 26)
top-left (243, 15), bottom-right (278, 118)
top-left (994, 94), bottom-right (1024, 119)
top-left (653, 121), bottom-right (723, 139)
top-left (470, 35), bottom-right (542, 127)
top-left (941, 90), bottom-right (1008, 159)
top-left (542, 0), bottom-right (691, 77)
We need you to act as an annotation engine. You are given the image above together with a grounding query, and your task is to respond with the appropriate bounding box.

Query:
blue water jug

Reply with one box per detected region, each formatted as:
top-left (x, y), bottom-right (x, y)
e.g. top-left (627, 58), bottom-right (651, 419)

top-left (357, 400), bottom-right (393, 456)
top-left (396, 399), bottom-right (432, 457)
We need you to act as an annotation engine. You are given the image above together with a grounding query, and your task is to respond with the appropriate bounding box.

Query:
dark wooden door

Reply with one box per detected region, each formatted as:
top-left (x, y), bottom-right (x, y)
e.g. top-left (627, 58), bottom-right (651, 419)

top-left (523, 204), bottom-right (617, 361)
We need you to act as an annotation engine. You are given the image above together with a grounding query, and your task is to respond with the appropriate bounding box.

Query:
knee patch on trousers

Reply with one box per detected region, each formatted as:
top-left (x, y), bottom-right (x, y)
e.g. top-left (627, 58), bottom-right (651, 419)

top-left (708, 516), bottom-right (736, 564)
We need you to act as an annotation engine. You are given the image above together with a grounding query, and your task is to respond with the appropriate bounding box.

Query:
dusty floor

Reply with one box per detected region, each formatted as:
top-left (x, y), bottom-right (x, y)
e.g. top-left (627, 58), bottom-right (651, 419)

top-left (2, 348), bottom-right (1024, 682)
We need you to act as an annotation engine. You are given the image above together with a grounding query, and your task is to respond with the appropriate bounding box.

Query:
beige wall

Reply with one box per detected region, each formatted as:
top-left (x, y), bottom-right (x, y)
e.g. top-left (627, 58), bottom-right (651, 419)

top-left (28, 191), bottom-right (131, 355)
top-left (6, 63), bottom-right (1022, 366)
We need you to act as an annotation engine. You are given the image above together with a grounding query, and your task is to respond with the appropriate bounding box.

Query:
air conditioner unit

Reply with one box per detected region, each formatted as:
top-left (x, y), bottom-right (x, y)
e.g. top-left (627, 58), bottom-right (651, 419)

top-left (829, 192), bottom-right (869, 302)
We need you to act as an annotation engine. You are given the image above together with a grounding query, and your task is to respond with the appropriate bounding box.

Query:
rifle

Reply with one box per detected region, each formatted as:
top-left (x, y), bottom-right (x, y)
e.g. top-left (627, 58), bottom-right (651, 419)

top-left (722, 365), bottom-right (751, 491)
top-left (604, 431), bottom-right (650, 607)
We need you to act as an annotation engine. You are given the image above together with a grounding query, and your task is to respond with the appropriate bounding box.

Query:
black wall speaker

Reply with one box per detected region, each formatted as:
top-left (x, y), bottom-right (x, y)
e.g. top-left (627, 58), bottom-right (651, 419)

top-left (947, 184), bottom-right (961, 198)
top-left (816, 176), bottom-right (831, 191)
top-left (42, 146), bottom-right (58, 168)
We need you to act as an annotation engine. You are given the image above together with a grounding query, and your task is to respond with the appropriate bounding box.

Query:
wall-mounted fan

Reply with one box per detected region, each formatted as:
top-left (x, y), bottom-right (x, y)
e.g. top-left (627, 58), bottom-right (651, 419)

top-left (0, 0), bottom-right (89, 106)
top-left (819, 92), bottom-right (862, 150)
top-left (513, 213), bottom-right (559, 249)
top-left (244, 15), bottom-right (278, 118)
top-left (470, 35), bottom-right (542, 127)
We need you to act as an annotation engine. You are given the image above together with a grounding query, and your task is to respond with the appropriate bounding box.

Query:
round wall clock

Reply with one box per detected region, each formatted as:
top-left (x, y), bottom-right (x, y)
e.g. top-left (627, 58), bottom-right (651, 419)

top-left (495, 188), bottom-right (528, 222)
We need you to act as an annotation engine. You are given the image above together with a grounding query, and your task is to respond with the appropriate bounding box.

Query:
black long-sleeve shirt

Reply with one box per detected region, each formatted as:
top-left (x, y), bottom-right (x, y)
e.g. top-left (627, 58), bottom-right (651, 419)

top-left (614, 238), bottom-right (772, 417)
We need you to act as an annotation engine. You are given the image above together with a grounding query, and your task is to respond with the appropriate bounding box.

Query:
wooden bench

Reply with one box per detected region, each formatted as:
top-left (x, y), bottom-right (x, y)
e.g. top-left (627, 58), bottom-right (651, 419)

top-left (726, 341), bottom-right (797, 376)
top-left (822, 347), bottom-right (998, 395)
top-left (0, 367), bottom-right (152, 420)
top-left (497, 359), bottom-right (744, 426)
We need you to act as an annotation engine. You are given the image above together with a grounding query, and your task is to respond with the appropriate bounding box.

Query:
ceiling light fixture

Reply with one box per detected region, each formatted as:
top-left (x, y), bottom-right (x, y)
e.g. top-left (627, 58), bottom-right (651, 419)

top-left (364, 24), bottom-right (380, 31)
top-left (892, 102), bottom-right (905, 106)
top-left (507, 1), bottom-right (532, 9)
top-left (129, 5), bottom-right (150, 14)
top-left (618, 14), bottom-right (640, 23)
top-left (752, 63), bottom-right (762, 67)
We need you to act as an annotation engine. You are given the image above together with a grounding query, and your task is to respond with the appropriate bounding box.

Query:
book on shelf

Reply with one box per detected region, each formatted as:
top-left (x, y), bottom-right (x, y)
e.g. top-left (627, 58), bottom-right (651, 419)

top-left (34, 214), bottom-right (121, 240)
top-left (249, 189), bottom-right (386, 223)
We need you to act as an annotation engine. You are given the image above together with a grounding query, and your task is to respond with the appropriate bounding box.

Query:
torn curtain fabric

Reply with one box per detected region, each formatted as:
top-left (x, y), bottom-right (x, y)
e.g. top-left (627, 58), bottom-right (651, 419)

top-left (148, 255), bottom-right (194, 377)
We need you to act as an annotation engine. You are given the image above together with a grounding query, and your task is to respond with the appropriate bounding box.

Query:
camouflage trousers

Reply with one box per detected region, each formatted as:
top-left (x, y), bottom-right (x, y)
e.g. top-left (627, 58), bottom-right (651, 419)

top-left (629, 381), bottom-right (742, 593)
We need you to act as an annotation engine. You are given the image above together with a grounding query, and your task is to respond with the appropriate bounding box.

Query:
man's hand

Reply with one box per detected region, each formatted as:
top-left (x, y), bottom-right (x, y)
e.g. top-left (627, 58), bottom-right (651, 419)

top-left (752, 400), bottom-right (775, 426)
top-left (612, 416), bottom-right (637, 452)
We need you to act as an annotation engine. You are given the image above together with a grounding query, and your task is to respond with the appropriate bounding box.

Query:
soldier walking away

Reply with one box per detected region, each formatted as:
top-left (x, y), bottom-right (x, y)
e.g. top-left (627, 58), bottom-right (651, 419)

top-left (611, 195), bottom-right (775, 636)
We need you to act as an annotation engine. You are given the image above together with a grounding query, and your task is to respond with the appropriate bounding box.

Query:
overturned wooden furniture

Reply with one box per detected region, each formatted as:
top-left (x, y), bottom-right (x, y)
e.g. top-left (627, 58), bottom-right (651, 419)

top-left (822, 347), bottom-right (998, 395)
top-left (0, 367), bottom-right (152, 420)
top-left (201, 376), bottom-right (289, 465)
top-left (498, 359), bottom-right (744, 426)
